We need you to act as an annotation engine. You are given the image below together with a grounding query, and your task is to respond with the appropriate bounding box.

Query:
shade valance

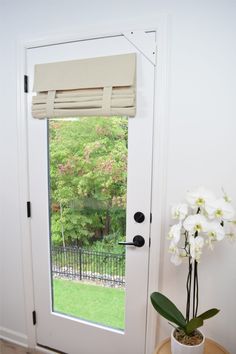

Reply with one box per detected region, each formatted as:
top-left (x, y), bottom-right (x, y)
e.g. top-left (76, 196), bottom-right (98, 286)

top-left (32, 53), bottom-right (136, 119)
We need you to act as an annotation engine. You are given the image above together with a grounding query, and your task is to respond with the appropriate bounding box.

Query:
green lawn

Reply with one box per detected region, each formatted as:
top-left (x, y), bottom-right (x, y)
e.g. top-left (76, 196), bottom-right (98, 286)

top-left (53, 279), bottom-right (125, 330)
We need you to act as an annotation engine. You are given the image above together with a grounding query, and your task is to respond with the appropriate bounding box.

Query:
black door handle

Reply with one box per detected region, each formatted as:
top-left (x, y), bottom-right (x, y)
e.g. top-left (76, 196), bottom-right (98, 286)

top-left (118, 235), bottom-right (145, 248)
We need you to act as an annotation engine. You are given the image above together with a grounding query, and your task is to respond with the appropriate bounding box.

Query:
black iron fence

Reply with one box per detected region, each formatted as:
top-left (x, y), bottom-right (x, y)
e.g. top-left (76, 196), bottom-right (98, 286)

top-left (51, 246), bottom-right (125, 287)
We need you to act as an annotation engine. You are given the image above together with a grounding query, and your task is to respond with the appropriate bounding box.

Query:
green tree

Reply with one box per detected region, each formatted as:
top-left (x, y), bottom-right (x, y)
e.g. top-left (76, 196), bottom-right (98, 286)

top-left (49, 117), bottom-right (128, 249)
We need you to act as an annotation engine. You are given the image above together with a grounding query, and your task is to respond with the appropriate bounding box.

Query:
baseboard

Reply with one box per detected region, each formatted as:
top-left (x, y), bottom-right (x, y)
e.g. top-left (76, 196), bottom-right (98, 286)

top-left (0, 330), bottom-right (59, 354)
top-left (0, 327), bottom-right (28, 347)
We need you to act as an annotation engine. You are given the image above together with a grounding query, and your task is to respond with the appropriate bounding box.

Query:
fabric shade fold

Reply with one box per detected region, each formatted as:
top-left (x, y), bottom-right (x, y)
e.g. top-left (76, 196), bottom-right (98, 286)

top-left (32, 53), bottom-right (136, 119)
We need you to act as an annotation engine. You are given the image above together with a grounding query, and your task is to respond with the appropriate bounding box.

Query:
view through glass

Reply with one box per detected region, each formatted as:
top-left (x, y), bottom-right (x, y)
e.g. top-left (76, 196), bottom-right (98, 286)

top-left (48, 117), bottom-right (127, 330)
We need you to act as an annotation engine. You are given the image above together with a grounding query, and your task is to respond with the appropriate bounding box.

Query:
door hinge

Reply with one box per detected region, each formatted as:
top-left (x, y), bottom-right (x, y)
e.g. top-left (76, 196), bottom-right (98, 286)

top-left (150, 212), bottom-right (152, 223)
top-left (27, 201), bottom-right (31, 218)
top-left (32, 310), bottom-right (37, 325)
top-left (24, 75), bottom-right (28, 93)
top-left (149, 237), bottom-right (151, 247)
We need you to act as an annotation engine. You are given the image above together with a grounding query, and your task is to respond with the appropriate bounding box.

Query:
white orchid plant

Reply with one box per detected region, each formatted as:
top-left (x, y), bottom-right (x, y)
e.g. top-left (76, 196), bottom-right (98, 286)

top-left (151, 187), bottom-right (236, 339)
top-left (168, 187), bottom-right (235, 266)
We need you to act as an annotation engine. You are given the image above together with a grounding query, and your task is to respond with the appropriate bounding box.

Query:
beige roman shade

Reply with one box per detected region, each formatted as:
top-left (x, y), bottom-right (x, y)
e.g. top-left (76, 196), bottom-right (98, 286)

top-left (32, 53), bottom-right (136, 119)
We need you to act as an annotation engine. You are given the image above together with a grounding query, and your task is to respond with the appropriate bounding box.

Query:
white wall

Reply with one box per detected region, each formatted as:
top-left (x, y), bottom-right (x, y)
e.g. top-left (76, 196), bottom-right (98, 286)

top-left (0, 0), bottom-right (236, 352)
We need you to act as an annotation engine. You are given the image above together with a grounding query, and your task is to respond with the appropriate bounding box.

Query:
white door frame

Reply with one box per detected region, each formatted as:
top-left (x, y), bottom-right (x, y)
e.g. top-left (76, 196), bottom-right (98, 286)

top-left (16, 17), bottom-right (170, 354)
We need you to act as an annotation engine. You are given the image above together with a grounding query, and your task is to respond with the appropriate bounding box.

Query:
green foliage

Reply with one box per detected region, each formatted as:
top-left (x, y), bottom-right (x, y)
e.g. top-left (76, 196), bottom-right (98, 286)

top-left (150, 292), bottom-right (219, 336)
top-left (90, 233), bottom-right (125, 254)
top-left (150, 292), bottom-right (186, 329)
top-left (185, 317), bottom-right (203, 335)
top-left (196, 308), bottom-right (220, 321)
top-left (49, 117), bottom-right (127, 249)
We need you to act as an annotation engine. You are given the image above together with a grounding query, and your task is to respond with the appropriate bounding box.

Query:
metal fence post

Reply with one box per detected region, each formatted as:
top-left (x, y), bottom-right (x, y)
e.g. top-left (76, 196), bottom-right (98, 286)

top-left (79, 247), bottom-right (82, 281)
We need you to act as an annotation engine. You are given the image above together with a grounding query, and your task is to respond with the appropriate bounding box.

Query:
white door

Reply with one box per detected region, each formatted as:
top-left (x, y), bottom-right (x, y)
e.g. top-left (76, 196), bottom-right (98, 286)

top-left (27, 33), bottom-right (155, 354)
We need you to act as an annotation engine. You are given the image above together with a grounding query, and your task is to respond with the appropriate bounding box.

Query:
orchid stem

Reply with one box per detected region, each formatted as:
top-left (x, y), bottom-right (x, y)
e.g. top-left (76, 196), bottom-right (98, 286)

top-left (193, 261), bottom-right (196, 318)
top-left (195, 261), bottom-right (199, 317)
top-left (186, 252), bottom-right (192, 322)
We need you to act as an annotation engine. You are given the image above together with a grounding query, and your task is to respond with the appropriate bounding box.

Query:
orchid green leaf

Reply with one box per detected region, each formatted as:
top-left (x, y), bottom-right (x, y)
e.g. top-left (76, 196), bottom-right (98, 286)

top-left (197, 308), bottom-right (220, 320)
top-left (185, 317), bottom-right (203, 335)
top-left (150, 292), bottom-right (186, 329)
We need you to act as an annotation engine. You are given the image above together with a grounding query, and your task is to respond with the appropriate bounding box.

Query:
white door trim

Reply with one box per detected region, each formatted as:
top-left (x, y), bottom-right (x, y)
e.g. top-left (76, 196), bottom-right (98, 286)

top-left (16, 16), bottom-right (170, 354)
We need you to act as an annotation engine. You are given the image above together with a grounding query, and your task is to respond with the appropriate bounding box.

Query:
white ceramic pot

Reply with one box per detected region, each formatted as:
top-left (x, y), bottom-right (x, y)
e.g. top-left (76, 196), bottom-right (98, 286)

top-left (171, 329), bottom-right (205, 354)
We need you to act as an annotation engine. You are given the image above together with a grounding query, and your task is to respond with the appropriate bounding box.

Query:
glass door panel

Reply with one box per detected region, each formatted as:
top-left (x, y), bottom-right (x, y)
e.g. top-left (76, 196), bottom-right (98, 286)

top-left (48, 117), bottom-right (128, 330)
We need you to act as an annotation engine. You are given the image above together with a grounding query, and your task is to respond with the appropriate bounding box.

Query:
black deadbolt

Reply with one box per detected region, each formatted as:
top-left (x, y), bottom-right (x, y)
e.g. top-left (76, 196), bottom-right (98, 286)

top-left (134, 211), bottom-right (145, 223)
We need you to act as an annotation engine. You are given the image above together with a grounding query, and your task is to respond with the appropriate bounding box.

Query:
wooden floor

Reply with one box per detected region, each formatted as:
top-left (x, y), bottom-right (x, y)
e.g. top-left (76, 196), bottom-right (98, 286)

top-left (0, 340), bottom-right (44, 354)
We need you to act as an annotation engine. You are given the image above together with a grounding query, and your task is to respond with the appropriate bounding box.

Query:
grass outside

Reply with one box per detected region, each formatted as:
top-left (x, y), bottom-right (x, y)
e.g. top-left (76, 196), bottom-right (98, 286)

top-left (53, 279), bottom-right (125, 330)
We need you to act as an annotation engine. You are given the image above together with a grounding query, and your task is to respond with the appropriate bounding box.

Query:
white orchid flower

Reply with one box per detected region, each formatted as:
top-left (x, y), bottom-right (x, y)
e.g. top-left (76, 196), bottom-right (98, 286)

top-left (225, 221), bottom-right (236, 242)
top-left (167, 188), bottom-right (236, 266)
top-left (183, 214), bottom-right (208, 234)
top-left (167, 223), bottom-right (182, 244)
top-left (168, 240), bottom-right (178, 253)
top-left (222, 188), bottom-right (232, 203)
top-left (205, 198), bottom-right (235, 221)
top-left (170, 251), bottom-right (183, 266)
top-left (168, 243), bottom-right (186, 266)
top-left (189, 235), bottom-right (204, 262)
top-left (206, 221), bottom-right (225, 241)
top-left (171, 203), bottom-right (188, 221)
top-left (186, 187), bottom-right (215, 209)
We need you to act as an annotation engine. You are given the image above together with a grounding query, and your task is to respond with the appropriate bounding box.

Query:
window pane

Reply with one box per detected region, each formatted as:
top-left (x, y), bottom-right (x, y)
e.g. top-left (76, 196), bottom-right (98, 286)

top-left (48, 117), bottom-right (128, 330)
